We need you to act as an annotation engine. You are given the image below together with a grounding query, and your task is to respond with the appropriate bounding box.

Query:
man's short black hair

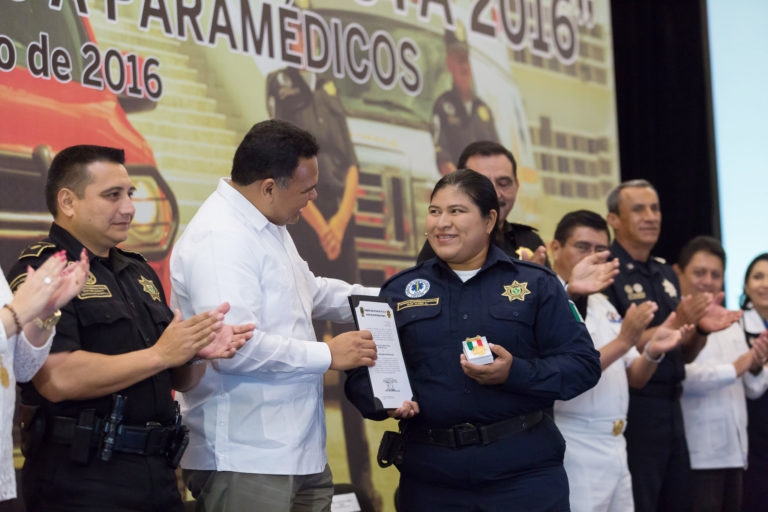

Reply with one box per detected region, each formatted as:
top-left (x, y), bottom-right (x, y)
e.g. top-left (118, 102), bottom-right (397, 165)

top-left (554, 210), bottom-right (610, 244)
top-left (231, 120), bottom-right (319, 187)
top-left (46, 145), bottom-right (125, 216)
top-left (677, 236), bottom-right (726, 271)
top-left (457, 141), bottom-right (517, 179)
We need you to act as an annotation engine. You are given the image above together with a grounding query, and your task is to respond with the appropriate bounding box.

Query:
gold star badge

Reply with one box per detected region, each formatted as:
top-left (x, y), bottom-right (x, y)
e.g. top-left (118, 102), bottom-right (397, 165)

top-left (502, 281), bottom-right (531, 302)
top-left (138, 276), bottom-right (161, 302)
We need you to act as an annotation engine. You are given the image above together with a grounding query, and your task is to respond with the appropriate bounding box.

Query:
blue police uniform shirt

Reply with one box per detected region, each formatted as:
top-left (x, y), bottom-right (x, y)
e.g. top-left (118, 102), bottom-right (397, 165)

top-left (602, 240), bottom-right (684, 387)
top-left (346, 244), bottom-right (600, 428)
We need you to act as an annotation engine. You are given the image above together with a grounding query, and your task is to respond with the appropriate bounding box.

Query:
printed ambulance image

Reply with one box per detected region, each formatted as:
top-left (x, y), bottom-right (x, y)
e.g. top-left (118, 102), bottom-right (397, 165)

top-left (0, 1), bottom-right (178, 289)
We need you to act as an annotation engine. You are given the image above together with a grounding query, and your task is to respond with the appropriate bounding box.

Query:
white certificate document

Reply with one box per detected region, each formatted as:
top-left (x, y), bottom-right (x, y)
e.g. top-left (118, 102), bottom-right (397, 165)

top-left (349, 296), bottom-right (413, 410)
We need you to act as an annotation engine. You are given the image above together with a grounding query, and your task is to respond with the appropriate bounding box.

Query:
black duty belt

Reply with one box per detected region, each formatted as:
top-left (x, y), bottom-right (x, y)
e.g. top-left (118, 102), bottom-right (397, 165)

top-left (49, 416), bottom-right (174, 456)
top-left (408, 410), bottom-right (544, 448)
top-left (631, 383), bottom-right (683, 401)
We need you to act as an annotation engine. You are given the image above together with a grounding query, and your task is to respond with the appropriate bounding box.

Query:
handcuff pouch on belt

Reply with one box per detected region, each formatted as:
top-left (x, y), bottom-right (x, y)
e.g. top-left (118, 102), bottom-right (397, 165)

top-left (377, 421), bottom-right (407, 468)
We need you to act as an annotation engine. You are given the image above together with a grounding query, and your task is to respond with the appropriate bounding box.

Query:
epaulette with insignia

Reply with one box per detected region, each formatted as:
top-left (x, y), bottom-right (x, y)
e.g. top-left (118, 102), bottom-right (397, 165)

top-left (381, 261), bottom-right (428, 290)
top-left (116, 247), bottom-right (147, 262)
top-left (653, 256), bottom-right (667, 264)
top-left (18, 241), bottom-right (57, 260)
top-left (513, 258), bottom-right (557, 277)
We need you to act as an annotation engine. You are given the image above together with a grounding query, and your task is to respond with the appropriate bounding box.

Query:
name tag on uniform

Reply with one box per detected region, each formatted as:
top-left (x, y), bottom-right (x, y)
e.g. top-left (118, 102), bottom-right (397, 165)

top-left (462, 335), bottom-right (493, 365)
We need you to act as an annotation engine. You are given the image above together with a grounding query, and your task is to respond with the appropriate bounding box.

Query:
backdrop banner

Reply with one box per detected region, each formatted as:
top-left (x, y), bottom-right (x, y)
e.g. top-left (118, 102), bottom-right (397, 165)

top-left (0, 1), bottom-right (619, 510)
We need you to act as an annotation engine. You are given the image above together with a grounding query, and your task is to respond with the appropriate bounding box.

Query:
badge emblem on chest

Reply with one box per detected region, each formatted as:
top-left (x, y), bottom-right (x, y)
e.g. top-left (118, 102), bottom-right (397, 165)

top-left (138, 276), bottom-right (161, 302)
top-left (405, 279), bottom-right (430, 298)
top-left (502, 280), bottom-right (531, 302)
top-left (662, 278), bottom-right (677, 298)
top-left (624, 283), bottom-right (646, 301)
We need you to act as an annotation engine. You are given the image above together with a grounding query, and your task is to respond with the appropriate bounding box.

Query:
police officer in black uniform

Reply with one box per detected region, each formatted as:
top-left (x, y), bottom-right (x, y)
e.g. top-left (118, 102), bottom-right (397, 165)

top-left (346, 169), bottom-right (600, 511)
top-left (7, 145), bottom-right (252, 511)
top-left (432, 23), bottom-right (499, 177)
top-left (418, 141), bottom-right (548, 267)
top-left (602, 179), bottom-right (740, 512)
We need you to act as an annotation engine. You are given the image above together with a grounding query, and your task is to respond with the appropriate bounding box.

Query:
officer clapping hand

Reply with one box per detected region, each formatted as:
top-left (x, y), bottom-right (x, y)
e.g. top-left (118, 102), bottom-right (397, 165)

top-left (642, 312), bottom-right (692, 359)
top-left (326, 330), bottom-right (378, 370)
top-left (519, 245), bottom-right (548, 267)
top-left (194, 302), bottom-right (255, 360)
top-left (676, 292), bottom-right (713, 327)
top-left (460, 343), bottom-right (513, 385)
top-left (388, 400), bottom-right (420, 419)
top-left (698, 291), bottom-right (743, 334)
top-left (153, 306), bottom-right (227, 368)
top-left (617, 301), bottom-right (658, 349)
top-left (567, 250), bottom-right (620, 298)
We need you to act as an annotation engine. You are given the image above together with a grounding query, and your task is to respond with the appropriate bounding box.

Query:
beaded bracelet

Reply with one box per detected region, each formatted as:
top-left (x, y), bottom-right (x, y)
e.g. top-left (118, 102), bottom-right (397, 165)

top-left (2, 304), bottom-right (22, 335)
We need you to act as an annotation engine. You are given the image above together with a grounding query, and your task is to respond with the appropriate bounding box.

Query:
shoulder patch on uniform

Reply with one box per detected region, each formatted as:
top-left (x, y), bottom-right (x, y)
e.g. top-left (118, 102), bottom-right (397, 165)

top-left (78, 271), bottom-right (112, 300)
top-left (381, 262), bottom-right (428, 290)
top-left (18, 242), bottom-right (56, 260)
top-left (653, 256), bottom-right (667, 264)
top-left (116, 247), bottom-right (147, 262)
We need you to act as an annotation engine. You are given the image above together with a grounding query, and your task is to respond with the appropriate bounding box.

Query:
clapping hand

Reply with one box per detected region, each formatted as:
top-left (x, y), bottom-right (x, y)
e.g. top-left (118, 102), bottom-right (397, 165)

top-left (195, 302), bottom-right (255, 360)
top-left (567, 250), bottom-right (620, 297)
top-left (12, 248), bottom-right (89, 326)
top-left (644, 312), bottom-right (693, 358)
top-left (698, 292), bottom-right (742, 334)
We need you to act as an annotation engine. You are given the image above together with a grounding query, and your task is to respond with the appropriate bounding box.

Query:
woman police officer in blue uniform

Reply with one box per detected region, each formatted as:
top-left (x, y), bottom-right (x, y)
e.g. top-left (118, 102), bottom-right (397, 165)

top-left (345, 169), bottom-right (601, 511)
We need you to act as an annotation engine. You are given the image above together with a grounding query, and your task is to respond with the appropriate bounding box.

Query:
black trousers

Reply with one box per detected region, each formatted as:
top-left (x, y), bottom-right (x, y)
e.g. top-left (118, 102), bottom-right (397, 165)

top-left (625, 394), bottom-right (691, 512)
top-left (690, 468), bottom-right (743, 512)
top-left (22, 443), bottom-right (184, 512)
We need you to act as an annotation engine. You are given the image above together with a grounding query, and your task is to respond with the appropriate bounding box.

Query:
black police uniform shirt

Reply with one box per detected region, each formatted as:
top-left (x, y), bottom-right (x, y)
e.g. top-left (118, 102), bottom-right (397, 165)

top-left (432, 86), bottom-right (499, 169)
top-left (418, 220), bottom-right (548, 268)
top-left (345, 244), bottom-right (601, 428)
top-left (266, 67), bottom-right (360, 282)
top-left (602, 240), bottom-right (684, 389)
top-left (6, 223), bottom-right (176, 426)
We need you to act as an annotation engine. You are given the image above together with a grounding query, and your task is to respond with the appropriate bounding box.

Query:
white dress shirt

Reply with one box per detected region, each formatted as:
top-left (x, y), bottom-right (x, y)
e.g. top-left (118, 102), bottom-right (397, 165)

top-left (1, 267), bottom-right (53, 501)
top-left (555, 292), bottom-right (638, 425)
top-left (170, 179), bottom-right (376, 475)
top-left (554, 289), bottom-right (638, 512)
top-left (682, 310), bottom-right (768, 470)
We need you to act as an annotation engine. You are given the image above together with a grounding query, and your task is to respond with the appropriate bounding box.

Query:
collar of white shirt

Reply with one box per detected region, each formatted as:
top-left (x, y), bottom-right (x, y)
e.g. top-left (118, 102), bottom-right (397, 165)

top-left (215, 178), bottom-right (272, 234)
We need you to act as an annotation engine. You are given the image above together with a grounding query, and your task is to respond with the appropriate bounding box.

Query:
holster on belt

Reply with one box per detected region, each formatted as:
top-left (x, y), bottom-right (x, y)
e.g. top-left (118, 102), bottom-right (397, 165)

top-left (19, 403), bottom-right (44, 458)
top-left (377, 421), bottom-right (407, 468)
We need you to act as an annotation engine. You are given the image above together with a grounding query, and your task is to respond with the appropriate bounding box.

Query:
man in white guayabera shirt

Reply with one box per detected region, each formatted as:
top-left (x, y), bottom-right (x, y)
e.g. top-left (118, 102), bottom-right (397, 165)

top-left (550, 210), bottom-right (687, 512)
top-left (170, 120), bottom-right (379, 512)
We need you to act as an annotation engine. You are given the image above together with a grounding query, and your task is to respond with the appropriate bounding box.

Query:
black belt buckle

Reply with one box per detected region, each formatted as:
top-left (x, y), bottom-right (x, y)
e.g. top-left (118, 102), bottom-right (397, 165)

top-left (453, 423), bottom-right (480, 447)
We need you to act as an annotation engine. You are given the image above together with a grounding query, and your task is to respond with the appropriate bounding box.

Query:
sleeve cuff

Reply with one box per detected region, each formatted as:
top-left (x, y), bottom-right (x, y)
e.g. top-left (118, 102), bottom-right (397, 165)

top-left (305, 341), bottom-right (333, 374)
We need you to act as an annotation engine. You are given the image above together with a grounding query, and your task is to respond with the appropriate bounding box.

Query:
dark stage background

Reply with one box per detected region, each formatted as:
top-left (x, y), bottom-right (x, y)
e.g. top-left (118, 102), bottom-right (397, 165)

top-left (611, 0), bottom-right (719, 264)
